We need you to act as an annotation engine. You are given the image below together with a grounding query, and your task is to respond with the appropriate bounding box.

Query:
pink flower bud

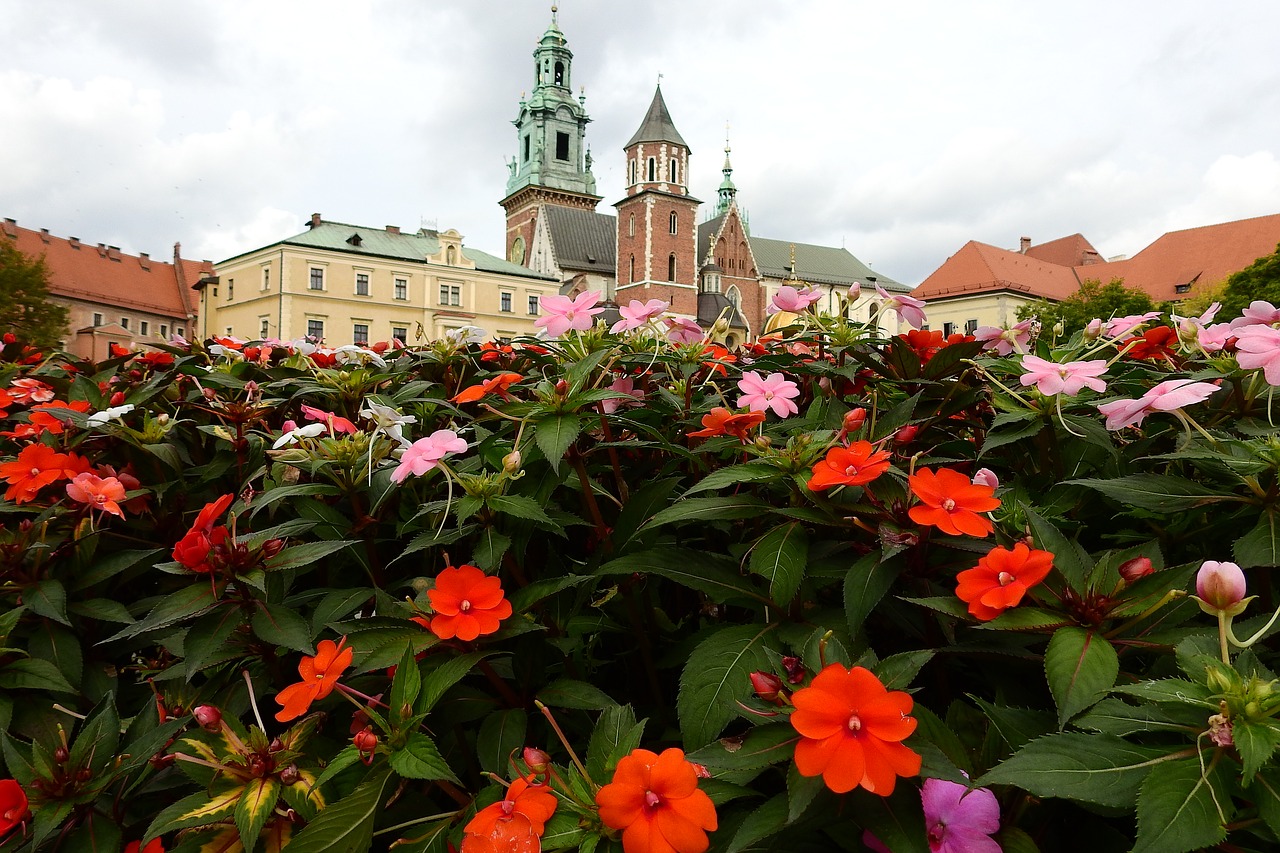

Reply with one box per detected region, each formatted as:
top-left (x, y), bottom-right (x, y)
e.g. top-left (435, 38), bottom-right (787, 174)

top-left (522, 746), bottom-right (550, 773)
top-left (353, 727), bottom-right (379, 755)
top-left (1118, 556), bottom-right (1154, 583)
top-left (842, 408), bottom-right (867, 434)
top-left (781, 656), bottom-right (806, 684)
top-left (193, 705), bottom-right (222, 732)
top-left (1084, 318), bottom-right (1103, 341)
top-left (893, 425), bottom-right (918, 445)
top-left (971, 468), bottom-right (999, 490)
top-left (749, 671), bottom-right (786, 705)
top-left (1196, 561), bottom-right (1246, 612)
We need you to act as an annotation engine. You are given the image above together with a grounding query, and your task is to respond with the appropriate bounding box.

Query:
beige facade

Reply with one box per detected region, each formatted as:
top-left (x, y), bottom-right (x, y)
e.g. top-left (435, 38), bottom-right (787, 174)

top-left (202, 218), bottom-right (559, 345)
top-left (918, 292), bottom-right (1037, 336)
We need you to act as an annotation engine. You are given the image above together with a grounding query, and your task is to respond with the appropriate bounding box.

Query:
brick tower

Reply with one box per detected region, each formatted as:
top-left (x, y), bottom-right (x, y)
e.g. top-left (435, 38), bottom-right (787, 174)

top-left (614, 86), bottom-right (701, 317)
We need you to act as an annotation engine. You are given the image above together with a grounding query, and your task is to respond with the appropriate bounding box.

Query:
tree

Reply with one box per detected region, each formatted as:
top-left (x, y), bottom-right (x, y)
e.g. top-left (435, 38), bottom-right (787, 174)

top-left (1216, 242), bottom-right (1280, 318)
top-left (1017, 278), bottom-right (1155, 336)
top-left (0, 236), bottom-right (69, 347)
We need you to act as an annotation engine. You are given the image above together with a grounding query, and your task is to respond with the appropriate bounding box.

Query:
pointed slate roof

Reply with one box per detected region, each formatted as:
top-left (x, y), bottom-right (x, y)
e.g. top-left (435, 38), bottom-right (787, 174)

top-left (542, 206), bottom-right (616, 274)
top-left (625, 86), bottom-right (689, 150)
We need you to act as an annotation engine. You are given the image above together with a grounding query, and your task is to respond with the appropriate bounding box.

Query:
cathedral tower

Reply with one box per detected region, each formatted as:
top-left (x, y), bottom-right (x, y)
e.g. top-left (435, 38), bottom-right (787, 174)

top-left (501, 6), bottom-right (600, 267)
top-left (614, 85), bottom-right (700, 317)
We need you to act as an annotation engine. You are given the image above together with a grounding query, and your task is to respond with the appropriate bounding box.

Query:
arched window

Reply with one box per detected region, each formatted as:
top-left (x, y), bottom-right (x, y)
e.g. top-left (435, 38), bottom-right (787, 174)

top-left (629, 160), bottom-right (637, 184)
top-left (668, 253), bottom-right (676, 281)
top-left (670, 158), bottom-right (679, 184)
top-left (726, 285), bottom-right (741, 309)
top-left (629, 214), bottom-right (635, 237)
top-left (669, 211), bottom-right (677, 235)
top-left (629, 255), bottom-right (635, 284)
top-left (554, 61), bottom-right (564, 86)
top-left (647, 158), bottom-right (655, 182)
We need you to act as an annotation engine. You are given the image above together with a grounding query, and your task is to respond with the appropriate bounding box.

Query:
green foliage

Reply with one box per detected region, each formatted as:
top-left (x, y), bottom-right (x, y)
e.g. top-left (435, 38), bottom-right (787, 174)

top-left (1217, 241), bottom-right (1280, 318)
top-left (0, 237), bottom-right (69, 347)
top-left (1018, 277), bottom-right (1156, 335)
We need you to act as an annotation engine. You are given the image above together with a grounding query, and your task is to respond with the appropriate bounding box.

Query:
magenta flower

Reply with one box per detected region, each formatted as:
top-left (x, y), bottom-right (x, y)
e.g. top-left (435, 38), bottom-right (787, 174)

top-left (1019, 355), bottom-right (1108, 396)
top-left (1235, 325), bottom-right (1280, 385)
top-left (664, 316), bottom-right (705, 345)
top-left (1096, 378), bottom-right (1219, 430)
top-left (1229, 300), bottom-right (1280, 329)
top-left (390, 430), bottom-right (467, 484)
top-left (973, 320), bottom-right (1033, 356)
top-left (1104, 312), bottom-right (1161, 338)
top-left (1196, 560), bottom-right (1247, 615)
top-left (610, 299), bottom-right (669, 333)
top-left (971, 468), bottom-right (999, 490)
top-left (534, 290), bottom-right (605, 337)
top-left (601, 376), bottom-right (644, 414)
top-left (737, 371), bottom-right (800, 418)
top-left (875, 284), bottom-right (927, 329)
top-left (768, 285), bottom-right (823, 315)
top-left (922, 778), bottom-right (1001, 853)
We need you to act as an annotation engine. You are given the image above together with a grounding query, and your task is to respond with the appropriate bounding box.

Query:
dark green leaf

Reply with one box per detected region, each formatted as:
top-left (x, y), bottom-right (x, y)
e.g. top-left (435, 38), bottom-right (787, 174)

top-left (389, 731), bottom-right (460, 782)
top-left (476, 709), bottom-right (527, 775)
top-left (1045, 627), bottom-right (1119, 727)
top-left (25, 579), bottom-right (70, 625)
top-left (642, 495), bottom-right (771, 530)
top-left (390, 645), bottom-right (423, 717)
top-left (1234, 511), bottom-right (1280, 569)
top-left (726, 792), bottom-right (787, 853)
top-left (854, 784), bottom-right (929, 853)
top-left (419, 652), bottom-right (490, 714)
top-left (586, 703), bottom-right (645, 783)
top-left (686, 723), bottom-right (798, 774)
top-left (978, 734), bottom-right (1174, 807)
top-left (1065, 475), bottom-right (1243, 513)
top-left (1132, 758), bottom-right (1228, 853)
top-left (537, 678), bottom-right (618, 710)
top-left (487, 493), bottom-right (557, 526)
top-left (678, 624), bottom-right (778, 749)
top-left (597, 548), bottom-right (767, 604)
top-left (102, 583), bottom-right (218, 642)
top-left (683, 462), bottom-right (784, 496)
top-left (0, 658), bottom-right (77, 694)
top-left (282, 766), bottom-right (392, 853)
top-left (844, 553), bottom-right (898, 635)
top-left (252, 601), bottom-right (314, 652)
top-left (534, 413), bottom-right (582, 472)
top-left (748, 522), bottom-right (808, 607)
top-left (265, 539), bottom-right (355, 572)
top-left (1022, 505), bottom-right (1090, 591)
top-left (1234, 719), bottom-right (1280, 783)
top-left (873, 650), bottom-right (934, 690)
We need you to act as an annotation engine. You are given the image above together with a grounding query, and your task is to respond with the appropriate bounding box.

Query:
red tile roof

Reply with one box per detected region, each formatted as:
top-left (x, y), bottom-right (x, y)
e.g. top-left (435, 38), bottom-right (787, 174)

top-left (1, 217), bottom-right (208, 319)
top-left (914, 240), bottom-right (1085, 301)
top-left (1024, 233), bottom-right (1099, 267)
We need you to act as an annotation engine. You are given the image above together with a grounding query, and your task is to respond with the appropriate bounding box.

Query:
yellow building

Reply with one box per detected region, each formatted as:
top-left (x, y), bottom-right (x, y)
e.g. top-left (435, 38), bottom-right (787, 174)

top-left (201, 215), bottom-right (559, 345)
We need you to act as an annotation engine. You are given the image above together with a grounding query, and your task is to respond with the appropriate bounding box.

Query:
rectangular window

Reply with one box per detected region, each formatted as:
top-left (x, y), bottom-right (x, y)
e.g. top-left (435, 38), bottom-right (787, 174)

top-left (943, 322), bottom-right (955, 337)
top-left (1175, 283), bottom-right (1191, 294)
top-left (225, 327), bottom-right (233, 337)
top-left (309, 268), bottom-right (324, 290)
top-left (500, 292), bottom-right (513, 312)
top-left (227, 279), bottom-right (234, 300)
top-left (177, 327), bottom-right (185, 338)
top-left (528, 295), bottom-right (539, 315)
top-left (555, 131), bottom-right (570, 161)
top-left (394, 278), bottom-right (408, 300)
top-left (93, 312), bottom-right (103, 326)
top-left (262, 268), bottom-right (270, 290)
top-left (523, 135), bottom-right (530, 162)
top-left (259, 318), bottom-right (269, 338)
top-left (392, 326), bottom-right (408, 344)
top-left (438, 284), bottom-right (462, 306)
top-left (121, 317), bottom-right (130, 330)
top-left (159, 324), bottom-right (168, 338)
top-left (353, 323), bottom-right (369, 345)
top-left (307, 319), bottom-right (324, 339)
top-left (355, 273), bottom-right (370, 296)
top-left (140, 320), bottom-right (149, 336)
top-left (964, 319), bottom-right (978, 334)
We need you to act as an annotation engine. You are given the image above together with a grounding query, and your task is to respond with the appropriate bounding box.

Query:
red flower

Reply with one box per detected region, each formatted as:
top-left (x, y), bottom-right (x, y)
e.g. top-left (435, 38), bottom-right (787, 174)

top-left (790, 664), bottom-right (921, 795)
top-left (193, 494), bottom-right (235, 532)
top-left (896, 330), bottom-right (974, 365)
top-left (0, 444), bottom-right (88, 504)
top-left (907, 468), bottom-right (1000, 537)
top-left (420, 565), bottom-right (512, 641)
top-left (807, 441), bottom-right (892, 491)
top-left (274, 637), bottom-right (353, 722)
top-left (955, 543), bottom-right (1054, 620)
top-left (138, 351), bottom-right (175, 369)
top-left (124, 840), bottom-right (164, 853)
top-left (462, 775), bottom-right (558, 852)
top-left (452, 373), bottom-right (524, 404)
top-left (596, 747), bottom-right (718, 853)
top-left (0, 779), bottom-right (28, 837)
top-left (1122, 325), bottom-right (1180, 362)
top-left (699, 344), bottom-right (736, 376)
top-left (172, 494), bottom-right (234, 572)
top-left (686, 407), bottom-right (765, 442)
top-left (480, 342), bottom-right (515, 362)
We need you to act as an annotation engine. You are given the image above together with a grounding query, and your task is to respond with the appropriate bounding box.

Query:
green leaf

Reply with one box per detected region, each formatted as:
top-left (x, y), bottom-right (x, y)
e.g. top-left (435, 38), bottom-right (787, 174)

top-left (418, 652), bottom-right (490, 713)
top-left (586, 703), bottom-right (646, 783)
top-left (854, 784), bottom-right (929, 853)
top-left (251, 601), bottom-right (313, 652)
top-left (683, 462), bottom-right (784, 496)
top-left (61, 814), bottom-right (122, 852)
top-left (786, 762), bottom-right (825, 824)
top-left (1252, 767), bottom-right (1280, 839)
top-left (1073, 698), bottom-right (1202, 737)
top-left (726, 792), bottom-right (787, 853)
top-left (28, 623), bottom-right (82, 687)
top-left (1065, 474), bottom-right (1243, 513)
top-left (978, 733), bottom-right (1174, 808)
top-left (540, 812), bottom-right (587, 851)
top-left (184, 605), bottom-right (245, 679)
top-left (281, 766), bottom-right (392, 853)
top-left (1045, 627), bottom-right (1119, 727)
top-left (265, 539), bottom-right (355, 572)
top-left (748, 522), bottom-right (808, 607)
top-left (0, 657), bottom-right (77, 694)
top-left (538, 678), bottom-right (618, 710)
top-left (1234, 719), bottom-right (1280, 783)
top-left (1132, 758), bottom-right (1228, 853)
top-left (68, 692), bottom-right (120, 775)
top-left (235, 776), bottom-right (281, 853)
top-left (1022, 505), bottom-right (1090, 591)
top-left (844, 553), bottom-right (898, 635)
top-left (25, 578), bottom-right (70, 625)
top-left (103, 583), bottom-right (218, 642)
top-left (144, 786), bottom-right (242, 844)
top-left (641, 495), bottom-right (771, 531)
top-left (678, 624), bottom-right (778, 749)
top-left (1234, 511), bottom-right (1280, 569)
top-left (686, 723), bottom-right (798, 774)
top-left (979, 417), bottom-right (1045, 454)
top-left (873, 650), bottom-right (934, 690)
top-left (534, 413), bottom-right (582, 473)
top-left (70, 548), bottom-right (162, 590)
top-left (486, 493), bottom-right (557, 526)
top-left (1112, 678), bottom-right (1217, 708)
top-left (507, 574), bottom-right (592, 612)
top-left (597, 548), bottom-right (767, 604)
top-left (389, 645), bottom-right (423, 717)
top-left (476, 709), bottom-right (527, 775)
top-left (389, 731), bottom-right (460, 783)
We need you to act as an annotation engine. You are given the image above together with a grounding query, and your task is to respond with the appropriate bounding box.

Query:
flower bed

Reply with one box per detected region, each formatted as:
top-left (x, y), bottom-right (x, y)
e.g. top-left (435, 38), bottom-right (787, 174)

top-left (0, 291), bottom-right (1279, 853)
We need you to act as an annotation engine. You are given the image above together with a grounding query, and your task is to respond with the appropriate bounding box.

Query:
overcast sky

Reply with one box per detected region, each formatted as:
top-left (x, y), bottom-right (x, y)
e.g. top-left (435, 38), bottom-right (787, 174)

top-left (3, 0), bottom-right (1279, 285)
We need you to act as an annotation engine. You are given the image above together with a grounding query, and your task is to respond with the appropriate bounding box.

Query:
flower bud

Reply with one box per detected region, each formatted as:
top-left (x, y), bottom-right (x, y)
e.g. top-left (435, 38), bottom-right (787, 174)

top-left (110, 391), bottom-right (127, 407)
top-left (754, 435), bottom-right (772, 450)
top-left (522, 746), bottom-right (550, 774)
top-left (1118, 556), bottom-right (1154, 583)
top-left (554, 379), bottom-right (569, 396)
top-left (502, 451), bottom-right (522, 474)
top-left (1195, 560), bottom-right (1248, 616)
top-left (54, 746), bottom-right (69, 763)
top-left (781, 655), bottom-right (806, 685)
top-left (260, 538), bottom-right (286, 559)
top-left (842, 408), bottom-right (867, 434)
top-left (354, 727), bottom-right (379, 755)
top-left (193, 705), bottom-right (222, 732)
top-left (1052, 321), bottom-right (1065, 338)
top-left (1083, 318), bottom-right (1103, 341)
top-left (893, 425), bottom-right (918, 445)
top-left (971, 468), bottom-right (999, 490)
top-left (749, 671), bottom-right (786, 705)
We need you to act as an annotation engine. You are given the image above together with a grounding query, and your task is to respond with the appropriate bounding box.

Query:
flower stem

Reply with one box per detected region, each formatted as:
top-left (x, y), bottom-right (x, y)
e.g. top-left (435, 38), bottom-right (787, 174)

top-left (535, 700), bottom-right (594, 788)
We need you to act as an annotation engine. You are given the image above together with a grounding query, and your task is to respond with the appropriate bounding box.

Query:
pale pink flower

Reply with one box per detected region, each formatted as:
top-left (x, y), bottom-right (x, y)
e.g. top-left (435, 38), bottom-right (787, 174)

top-left (736, 371), bottom-right (800, 418)
top-left (1229, 300), bottom-right (1280, 329)
top-left (875, 284), bottom-right (927, 329)
top-left (610, 299), bottom-right (669, 333)
top-left (1196, 560), bottom-right (1246, 613)
top-left (767, 285), bottom-right (823, 315)
top-left (971, 469), bottom-right (999, 490)
top-left (9, 378), bottom-right (55, 404)
top-left (1235, 325), bottom-right (1280, 385)
top-left (601, 377), bottom-right (644, 414)
top-left (534, 291), bottom-right (604, 337)
top-left (1019, 355), bottom-right (1108, 396)
top-left (664, 316), bottom-right (706, 345)
top-left (973, 319), bottom-right (1033, 356)
top-left (390, 430), bottom-right (467, 484)
top-left (65, 473), bottom-right (128, 519)
top-left (1083, 318), bottom-right (1103, 341)
top-left (1096, 378), bottom-right (1219, 430)
top-left (1197, 323), bottom-right (1235, 353)
top-left (922, 777), bottom-right (1002, 853)
top-left (1173, 302), bottom-right (1221, 343)
top-left (1105, 312), bottom-right (1161, 338)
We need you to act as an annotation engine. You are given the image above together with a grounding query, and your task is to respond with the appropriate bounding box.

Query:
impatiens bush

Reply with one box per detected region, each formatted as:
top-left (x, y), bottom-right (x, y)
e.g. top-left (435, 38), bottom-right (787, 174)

top-left (3, 290), bottom-right (1280, 853)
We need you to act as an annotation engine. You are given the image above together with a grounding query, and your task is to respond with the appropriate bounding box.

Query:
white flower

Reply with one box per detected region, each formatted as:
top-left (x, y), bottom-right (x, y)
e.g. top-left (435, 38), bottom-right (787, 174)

top-left (445, 325), bottom-right (488, 345)
top-left (333, 345), bottom-right (388, 368)
top-left (272, 422), bottom-right (326, 449)
top-left (87, 404), bottom-right (135, 427)
top-left (360, 402), bottom-right (418, 447)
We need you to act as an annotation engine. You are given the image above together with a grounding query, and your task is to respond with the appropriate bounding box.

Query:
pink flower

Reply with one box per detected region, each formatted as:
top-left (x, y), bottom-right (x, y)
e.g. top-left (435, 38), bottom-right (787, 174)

top-left (737, 371), bottom-right (800, 418)
top-left (8, 378), bottom-right (55, 404)
top-left (922, 777), bottom-right (1002, 853)
top-left (1018, 355), bottom-right (1108, 396)
top-left (1197, 322), bottom-right (1235, 353)
top-left (390, 430), bottom-right (467, 484)
top-left (1104, 312), bottom-right (1161, 338)
top-left (768, 285), bottom-right (823, 315)
top-left (971, 468), bottom-right (999, 490)
top-left (1083, 318), bottom-right (1103, 340)
top-left (610, 299), bottom-right (669, 333)
top-left (875, 284), bottom-right (927, 329)
top-left (973, 320), bottom-right (1033, 356)
top-left (601, 377), bottom-right (644, 414)
top-left (1096, 378), bottom-right (1219, 430)
top-left (301, 404), bottom-right (358, 435)
top-left (534, 291), bottom-right (604, 337)
top-left (65, 473), bottom-right (128, 518)
top-left (1196, 560), bottom-right (1247, 614)
top-left (1229, 300), bottom-right (1280, 329)
top-left (664, 316), bottom-right (705, 345)
top-left (1235, 325), bottom-right (1280, 385)
top-left (1174, 303), bottom-right (1221, 342)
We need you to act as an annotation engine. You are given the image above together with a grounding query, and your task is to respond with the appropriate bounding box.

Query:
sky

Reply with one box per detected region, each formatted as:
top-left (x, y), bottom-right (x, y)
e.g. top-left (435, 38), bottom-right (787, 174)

top-left (3, 0), bottom-right (1279, 286)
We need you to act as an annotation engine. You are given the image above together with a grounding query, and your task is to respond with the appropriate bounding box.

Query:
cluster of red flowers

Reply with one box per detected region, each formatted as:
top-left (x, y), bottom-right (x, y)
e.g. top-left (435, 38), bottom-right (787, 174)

top-left (895, 329), bottom-right (975, 364)
top-left (171, 494), bottom-right (234, 573)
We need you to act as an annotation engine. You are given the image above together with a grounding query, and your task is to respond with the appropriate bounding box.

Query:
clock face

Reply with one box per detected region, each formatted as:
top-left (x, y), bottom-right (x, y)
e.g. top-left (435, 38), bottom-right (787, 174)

top-left (509, 236), bottom-right (526, 265)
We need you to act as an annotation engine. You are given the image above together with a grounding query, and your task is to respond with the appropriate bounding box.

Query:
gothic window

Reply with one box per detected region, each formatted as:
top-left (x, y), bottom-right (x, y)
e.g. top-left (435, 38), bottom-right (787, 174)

top-left (670, 158), bottom-right (678, 184)
top-left (629, 255), bottom-right (635, 284)
top-left (668, 254), bottom-right (676, 281)
top-left (555, 132), bottom-right (569, 161)
top-left (726, 286), bottom-right (741, 309)
top-left (629, 160), bottom-right (636, 184)
top-left (554, 61), bottom-right (564, 85)
top-left (647, 158), bottom-right (655, 182)
top-left (669, 211), bottom-right (677, 235)
top-left (629, 214), bottom-right (635, 238)
top-left (523, 135), bottom-right (530, 162)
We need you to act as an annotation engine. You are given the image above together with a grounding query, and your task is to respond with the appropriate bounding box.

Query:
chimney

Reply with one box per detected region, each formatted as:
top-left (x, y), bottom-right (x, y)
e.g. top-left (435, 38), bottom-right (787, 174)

top-left (97, 243), bottom-right (108, 257)
top-left (69, 237), bottom-right (80, 249)
top-left (107, 246), bottom-right (122, 261)
top-left (1019, 236), bottom-right (1031, 254)
top-left (39, 228), bottom-right (51, 243)
top-left (310, 213), bottom-right (323, 229)
top-left (386, 225), bottom-right (400, 235)
top-left (1, 218), bottom-right (16, 238)
top-left (138, 252), bottom-right (151, 270)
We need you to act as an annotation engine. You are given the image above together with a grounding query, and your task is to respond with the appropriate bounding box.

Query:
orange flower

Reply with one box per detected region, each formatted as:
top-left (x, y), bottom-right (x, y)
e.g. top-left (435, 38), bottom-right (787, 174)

top-left (686, 407), bottom-right (765, 441)
top-left (274, 637), bottom-right (353, 722)
top-left (790, 664), bottom-right (921, 795)
top-left (124, 840), bottom-right (164, 853)
top-left (596, 747), bottom-right (718, 853)
top-left (699, 344), bottom-right (736, 376)
top-left (807, 441), bottom-right (892, 491)
top-left (462, 774), bottom-right (558, 852)
top-left (65, 472), bottom-right (128, 518)
top-left (0, 444), bottom-right (88, 504)
top-left (26, 400), bottom-right (92, 436)
top-left (907, 468), bottom-right (1000, 537)
top-left (452, 373), bottom-right (524, 404)
top-left (956, 543), bottom-right (1054, 620)
top-left (421, 565), bottom-right (512, 641)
